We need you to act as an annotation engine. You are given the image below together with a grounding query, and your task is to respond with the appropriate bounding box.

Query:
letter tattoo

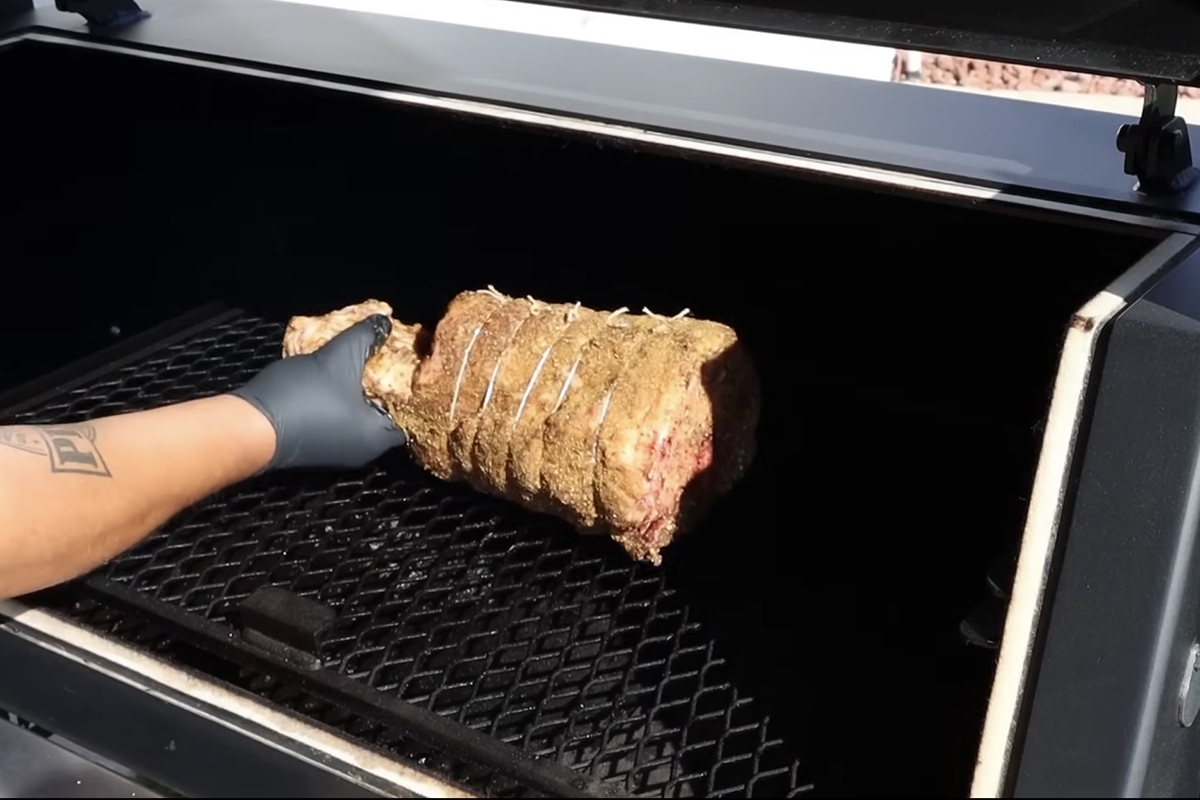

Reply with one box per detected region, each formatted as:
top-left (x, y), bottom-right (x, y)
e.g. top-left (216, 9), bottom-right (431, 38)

top-left (0, 424), bottom-right (112, 477)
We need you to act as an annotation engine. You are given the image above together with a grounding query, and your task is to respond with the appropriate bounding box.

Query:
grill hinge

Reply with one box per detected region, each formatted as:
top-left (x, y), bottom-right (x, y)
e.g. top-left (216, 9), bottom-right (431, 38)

top-left (53, 0), bottom-right (148, 28)
top-left (1116, 83), bottom-right (1200, 197)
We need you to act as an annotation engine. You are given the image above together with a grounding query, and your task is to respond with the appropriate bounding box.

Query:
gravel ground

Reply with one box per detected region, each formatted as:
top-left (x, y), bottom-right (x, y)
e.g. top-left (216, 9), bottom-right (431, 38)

top-left (895, 51), bottom-right (1200, 99)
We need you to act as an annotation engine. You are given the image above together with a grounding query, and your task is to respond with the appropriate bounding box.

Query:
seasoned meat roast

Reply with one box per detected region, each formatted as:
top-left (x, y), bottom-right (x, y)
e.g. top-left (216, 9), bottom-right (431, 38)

top-left (282, 288), bottom-right (760, 564)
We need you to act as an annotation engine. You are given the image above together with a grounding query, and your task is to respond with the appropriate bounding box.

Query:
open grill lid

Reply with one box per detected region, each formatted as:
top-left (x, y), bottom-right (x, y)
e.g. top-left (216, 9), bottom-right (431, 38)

top-left (522, 0), bottom-right (1200, 87)
top-left (504, 0), bottom-right (1200, 197)
top-left (39, 0), bottom-right (1200, 197)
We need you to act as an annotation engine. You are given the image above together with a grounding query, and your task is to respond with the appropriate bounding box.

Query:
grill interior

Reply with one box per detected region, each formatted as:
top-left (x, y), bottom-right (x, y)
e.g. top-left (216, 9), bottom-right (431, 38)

top-left (2, 40), bottom-right (1165, 797)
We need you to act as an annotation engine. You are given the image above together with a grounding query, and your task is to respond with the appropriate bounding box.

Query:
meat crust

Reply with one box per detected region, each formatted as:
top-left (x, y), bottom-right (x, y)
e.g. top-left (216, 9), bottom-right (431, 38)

top-left (469, 299), bottom-right (573, 496)
top-left (281, 288), bottom-right (760, 565)
top-left (446, 298), bottom-right (533, 482)
top-left (538, 315), bottom-right (650, 530)
top-left (506, 307), bottom-right (609, 507)
top-left (406, 292), bottom-right (501, 478)
top-left (282, 300), bottom-right (427, 407)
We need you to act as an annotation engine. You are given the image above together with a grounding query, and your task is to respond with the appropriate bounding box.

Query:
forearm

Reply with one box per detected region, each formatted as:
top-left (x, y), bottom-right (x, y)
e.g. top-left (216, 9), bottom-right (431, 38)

top-left (0, 395), bottom-right (276, 599)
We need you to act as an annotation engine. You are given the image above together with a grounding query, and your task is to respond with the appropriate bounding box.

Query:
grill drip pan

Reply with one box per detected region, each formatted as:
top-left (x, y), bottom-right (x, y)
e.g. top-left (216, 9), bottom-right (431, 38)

top-left (2, 307), bottom-right (808, 799)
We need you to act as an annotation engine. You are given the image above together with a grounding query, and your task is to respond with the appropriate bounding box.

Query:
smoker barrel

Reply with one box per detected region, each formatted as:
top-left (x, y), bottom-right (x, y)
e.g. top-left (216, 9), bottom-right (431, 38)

top-left (2, 43), bottom-right (1163, 797)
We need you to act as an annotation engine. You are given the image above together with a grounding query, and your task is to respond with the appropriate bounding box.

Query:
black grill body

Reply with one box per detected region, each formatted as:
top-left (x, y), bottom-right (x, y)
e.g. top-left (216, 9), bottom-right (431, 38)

top-left (0, 34), bottom-right (1166, 800)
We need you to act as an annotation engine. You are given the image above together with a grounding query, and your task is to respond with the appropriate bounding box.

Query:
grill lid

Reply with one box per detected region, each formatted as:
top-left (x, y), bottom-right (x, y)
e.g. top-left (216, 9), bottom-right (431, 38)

top-left (523, 0), bottom-right (1200, 87)
top-left (33, 0), bottom-right (1200, 197)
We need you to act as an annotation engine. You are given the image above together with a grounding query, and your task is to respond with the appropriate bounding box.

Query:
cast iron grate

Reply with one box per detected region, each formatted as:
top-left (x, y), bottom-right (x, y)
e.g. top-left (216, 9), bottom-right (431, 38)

top-left (6, 313), bottom-right (811, 798)
top-left (49, 594), bottom-right (531, 798)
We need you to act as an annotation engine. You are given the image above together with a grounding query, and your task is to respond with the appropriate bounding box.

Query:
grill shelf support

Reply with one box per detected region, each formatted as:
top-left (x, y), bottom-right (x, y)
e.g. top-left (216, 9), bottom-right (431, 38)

top-left (239, 586), bottom-right (339, 671)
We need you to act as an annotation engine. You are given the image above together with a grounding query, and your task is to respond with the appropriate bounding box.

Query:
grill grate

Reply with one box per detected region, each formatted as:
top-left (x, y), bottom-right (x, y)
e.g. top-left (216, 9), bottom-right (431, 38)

top-left (53, 595), bottom-right (531, 798)
top-left (7, 313), bottom-right (811, 798)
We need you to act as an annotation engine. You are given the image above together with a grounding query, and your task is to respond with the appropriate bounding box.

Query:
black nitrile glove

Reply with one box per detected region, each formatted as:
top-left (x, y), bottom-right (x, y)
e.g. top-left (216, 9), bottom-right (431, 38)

top-left (230, 314), bottom-right (407, 471)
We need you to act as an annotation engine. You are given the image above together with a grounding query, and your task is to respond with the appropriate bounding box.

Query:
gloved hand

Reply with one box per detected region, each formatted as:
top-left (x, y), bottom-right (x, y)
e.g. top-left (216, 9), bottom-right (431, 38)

top-left (230, 315), bottom-right (407, 471)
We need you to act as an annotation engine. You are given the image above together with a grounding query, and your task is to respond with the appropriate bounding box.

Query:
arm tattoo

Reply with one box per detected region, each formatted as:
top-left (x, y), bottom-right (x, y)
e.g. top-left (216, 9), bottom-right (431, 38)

top-left (0, 424), bottom-right (112, 477)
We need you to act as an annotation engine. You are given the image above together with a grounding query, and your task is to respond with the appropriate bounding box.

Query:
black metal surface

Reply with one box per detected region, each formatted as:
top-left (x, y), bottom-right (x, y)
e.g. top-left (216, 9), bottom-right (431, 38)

top-left (0, 710), bottom-right (163, 798)
top-left (54, 0), bottom-right (148, 28)
top-left (0, 303), bottom-right (237, 411)
top-left (959, 538), bottom-right (1020, 650)
top-left (0, 625), bottom-right (390, 798)
top-left (3, 313), bottom-right (813, 799)
top-left (519, 0), bottom-right (1200, 86)
top-left (1012, 248), bottom-right (1200, 797)
top-left (239, 586), bottom-right (338, 670)
top-left (47, 593), bottom-right (588, 799)
top-left (0, 0), bottom-right (31, 21)
top-left (12, 12), bottom-right (1200, 224)
top-left (75, 574), bottom-right (612, 799)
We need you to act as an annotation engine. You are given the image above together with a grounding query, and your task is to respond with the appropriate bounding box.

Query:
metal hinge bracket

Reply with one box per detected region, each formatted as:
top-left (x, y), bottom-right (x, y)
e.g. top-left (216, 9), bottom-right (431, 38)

top-left (1116, 82), bottom-right (1199, 196)
top-left (54, 0), bottom-right (149, 29)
